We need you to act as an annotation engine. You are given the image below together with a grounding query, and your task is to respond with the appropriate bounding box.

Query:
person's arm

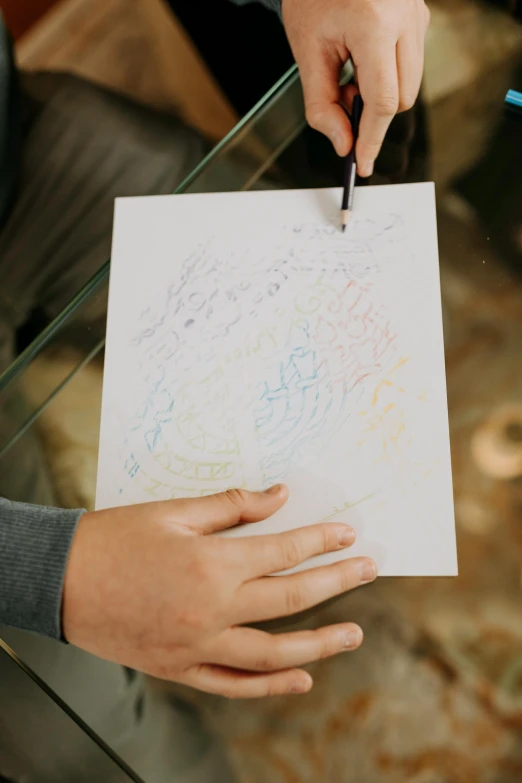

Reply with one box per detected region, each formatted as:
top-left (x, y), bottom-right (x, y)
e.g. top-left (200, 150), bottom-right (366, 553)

top-left (1, 488), bottom-right (377, 698)
top-left (231, 0), bottom-right (429, 178)
top-left (0, 497), bottom-right (83, 638)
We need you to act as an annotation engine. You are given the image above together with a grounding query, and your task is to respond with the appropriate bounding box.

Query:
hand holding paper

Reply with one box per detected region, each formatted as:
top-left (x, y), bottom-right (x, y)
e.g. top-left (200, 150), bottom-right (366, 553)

top-left (63, 485), bottom-right (375, 696)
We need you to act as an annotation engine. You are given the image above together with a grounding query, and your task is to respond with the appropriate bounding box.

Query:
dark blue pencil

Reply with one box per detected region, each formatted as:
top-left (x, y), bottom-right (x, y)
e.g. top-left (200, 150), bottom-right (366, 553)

top-left (341, 94), bottom-right (363, 232)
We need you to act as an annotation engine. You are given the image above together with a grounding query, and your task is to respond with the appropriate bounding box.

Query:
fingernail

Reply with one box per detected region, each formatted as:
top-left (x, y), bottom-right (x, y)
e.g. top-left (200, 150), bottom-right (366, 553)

top-left (337, 527), bottom-right (355, 547)
top-left (357, 558), bottom-right (377, 584)
top-left (342, 627), bottom-right (363, 650)
top-left (359, 159), bottom-right (374, 178)
top-left (328, 131), bottom-right (342, 156)
top-left (264, 484), bottom-right (282, 495)
top-left (290, 676), bottom-right (312, 694)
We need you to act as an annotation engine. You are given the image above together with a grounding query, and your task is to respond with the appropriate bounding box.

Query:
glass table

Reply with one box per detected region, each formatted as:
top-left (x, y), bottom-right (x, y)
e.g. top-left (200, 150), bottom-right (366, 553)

top-left (1, 5), bottom-right (522, 778)
top-left (0, 66), bottom-right (306, 461)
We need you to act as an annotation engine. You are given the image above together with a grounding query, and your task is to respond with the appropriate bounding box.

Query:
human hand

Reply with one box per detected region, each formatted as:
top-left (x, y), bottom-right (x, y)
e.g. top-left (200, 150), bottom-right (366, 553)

top-left (63, 485), bottom-right (377, 698)
top-left (282, 0), bottom-right (430, 176)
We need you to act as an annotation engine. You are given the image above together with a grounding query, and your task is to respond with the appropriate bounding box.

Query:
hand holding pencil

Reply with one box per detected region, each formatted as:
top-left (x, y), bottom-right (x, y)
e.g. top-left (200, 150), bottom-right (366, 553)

top-left (341, 94), bottom-right (363, 231)
top-left (282, 0), bottom-right (430, 176)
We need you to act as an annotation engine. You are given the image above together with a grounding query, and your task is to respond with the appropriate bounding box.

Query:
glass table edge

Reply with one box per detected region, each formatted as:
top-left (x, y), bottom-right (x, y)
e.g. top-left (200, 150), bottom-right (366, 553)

top-left (0, 64), bottom-right (300, 392)
top-left (0, 637), bottom-right (147, 782)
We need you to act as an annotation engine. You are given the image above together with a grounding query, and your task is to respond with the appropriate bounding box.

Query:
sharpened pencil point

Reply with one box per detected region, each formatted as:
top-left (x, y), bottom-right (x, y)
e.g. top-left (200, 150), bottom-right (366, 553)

top-left (342, 224), bottom-right (346, 233)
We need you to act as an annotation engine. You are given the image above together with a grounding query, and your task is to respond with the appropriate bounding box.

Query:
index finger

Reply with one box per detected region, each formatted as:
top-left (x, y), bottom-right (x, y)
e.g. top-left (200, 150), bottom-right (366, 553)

top-left (298, 42), bottom-right (354, 157)
top-left (355, 41), bottom-right (399, 177)
top-left (230, 523), bottom-right (356, 580)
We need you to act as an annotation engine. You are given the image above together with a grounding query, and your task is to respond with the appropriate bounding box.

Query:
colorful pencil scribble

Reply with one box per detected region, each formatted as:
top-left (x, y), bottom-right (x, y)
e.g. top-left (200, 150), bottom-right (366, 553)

top-left (115, 215), bottom-right (423, 501)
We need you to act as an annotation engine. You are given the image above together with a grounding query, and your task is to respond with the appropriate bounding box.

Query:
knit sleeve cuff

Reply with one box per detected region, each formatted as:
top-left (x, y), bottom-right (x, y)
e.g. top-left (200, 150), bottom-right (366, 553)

top-left (0, 498), bottom-right (84, 640)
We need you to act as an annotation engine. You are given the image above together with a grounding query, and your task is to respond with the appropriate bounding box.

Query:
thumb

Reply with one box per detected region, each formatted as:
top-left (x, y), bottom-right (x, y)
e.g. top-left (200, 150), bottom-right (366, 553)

top-left (299, 43), bottom-right (353, 156)
top-left (176, 484), bottom-right (289, 535)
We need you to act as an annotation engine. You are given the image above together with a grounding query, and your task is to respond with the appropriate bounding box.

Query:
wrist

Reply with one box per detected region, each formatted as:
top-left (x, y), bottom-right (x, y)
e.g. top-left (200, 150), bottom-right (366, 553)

top-left (61, 510), bottom-right (97, 644)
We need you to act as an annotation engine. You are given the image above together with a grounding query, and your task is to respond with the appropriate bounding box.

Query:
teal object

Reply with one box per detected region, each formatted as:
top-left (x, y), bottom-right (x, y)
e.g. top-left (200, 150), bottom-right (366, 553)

top-left (505, 89), bottom-right (522, 109)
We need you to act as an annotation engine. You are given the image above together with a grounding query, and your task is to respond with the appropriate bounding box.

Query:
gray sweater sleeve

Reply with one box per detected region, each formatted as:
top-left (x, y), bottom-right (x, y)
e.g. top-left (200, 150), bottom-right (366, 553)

top-left (0, 498), bottom-right (84, 639)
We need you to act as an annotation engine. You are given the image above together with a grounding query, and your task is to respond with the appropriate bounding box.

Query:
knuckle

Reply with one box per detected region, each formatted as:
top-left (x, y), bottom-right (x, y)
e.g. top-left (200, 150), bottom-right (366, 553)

top-left (365, 0), bottom-right (386, 23)
top-left (186, 552), bottom-right (230, 626)
top-left (305, 103), bottom-right (326, 131)
top-left (176, 605), bottom-right (208, 637)
top-left (254, 647), bottom-right (279, 672)
top-left (266, 677), bottom-right (285, 698)
top-left (189, 550), bottom-right (219, 592)
top-left (281, 533), bottom-right (303, 570)
top-left (320, 634), bottom-right (340, 660)
top-left (339, 562), bottom-right (358, 593)
top-left (187, 548), bottom-right (208, 580)
top-left (153, 661), bottom-right (177, 681)
top-left (285, 581), bottom-right (306, 616)
top-left (223, 487), bottom-right (248, 510)
top-left (375, 92), bottom-right (399, 117)
top-left (320, 526), bottom-right (332, 555)
top-left (358, 142), bottom-right (381, 163)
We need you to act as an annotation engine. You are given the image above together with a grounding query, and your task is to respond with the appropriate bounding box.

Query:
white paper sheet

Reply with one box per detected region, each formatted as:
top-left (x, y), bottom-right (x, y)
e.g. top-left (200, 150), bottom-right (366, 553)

top-left (96, 184), bottom-right (457, 576)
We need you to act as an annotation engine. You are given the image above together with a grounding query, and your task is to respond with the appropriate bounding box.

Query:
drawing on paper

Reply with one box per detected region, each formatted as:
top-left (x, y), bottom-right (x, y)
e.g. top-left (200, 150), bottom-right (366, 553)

top-left (113, 211), bottom-right (430, 504)
top-left (96, 184), bottom-right (458, 577)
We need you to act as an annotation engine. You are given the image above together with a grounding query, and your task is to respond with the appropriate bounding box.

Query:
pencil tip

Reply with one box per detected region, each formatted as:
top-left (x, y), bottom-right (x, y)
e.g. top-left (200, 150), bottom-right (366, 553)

top-left (342, 224), bottom-right (346, 233)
